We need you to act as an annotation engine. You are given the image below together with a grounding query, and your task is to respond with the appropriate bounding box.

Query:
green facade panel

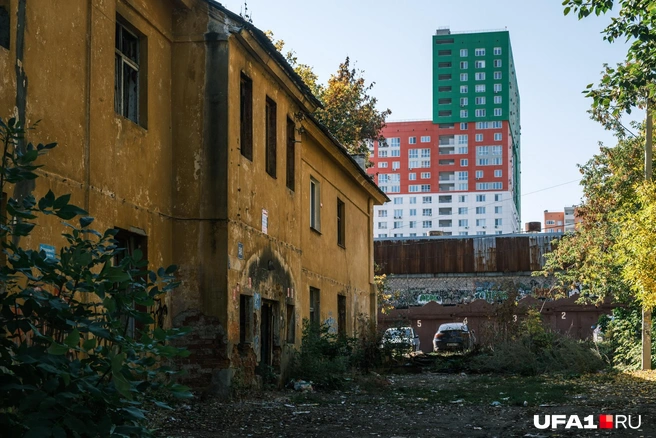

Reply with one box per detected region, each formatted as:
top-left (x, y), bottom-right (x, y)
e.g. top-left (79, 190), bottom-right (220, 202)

top-left (432, 29), bottom-right (521, 216)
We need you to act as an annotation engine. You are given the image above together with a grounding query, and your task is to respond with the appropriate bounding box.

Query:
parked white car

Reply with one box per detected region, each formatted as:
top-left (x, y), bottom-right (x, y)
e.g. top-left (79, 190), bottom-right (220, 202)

top-left (381, 327), bottom-right (421, 352)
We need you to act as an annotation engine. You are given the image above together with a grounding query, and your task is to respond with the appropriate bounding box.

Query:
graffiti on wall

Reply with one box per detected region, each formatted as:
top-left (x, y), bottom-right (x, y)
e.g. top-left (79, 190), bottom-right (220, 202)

top-left (387, 275), bottom-right (557, 307)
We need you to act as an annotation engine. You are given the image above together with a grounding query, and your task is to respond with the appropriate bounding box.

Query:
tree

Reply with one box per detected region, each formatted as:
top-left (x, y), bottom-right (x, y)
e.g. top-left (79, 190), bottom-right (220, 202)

top-left (563, 0), bottom-right (656, 126)
top-left (266, 32), bottom-right (391, 155)
top-left (539, 129), bottom-right (648, 303)
top-left (0, 118), bottom-right (191, 437)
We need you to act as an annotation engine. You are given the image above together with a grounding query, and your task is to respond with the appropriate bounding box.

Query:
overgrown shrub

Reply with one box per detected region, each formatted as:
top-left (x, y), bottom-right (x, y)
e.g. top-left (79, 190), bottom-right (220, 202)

top-left (595, 303), bottom-right (656, 370)
top-left (289, 321), bottom-right (353, 389)
top-left (0, 118), bottom-right (190, 437)
top-left (471, 309), bottom-right (605, 375)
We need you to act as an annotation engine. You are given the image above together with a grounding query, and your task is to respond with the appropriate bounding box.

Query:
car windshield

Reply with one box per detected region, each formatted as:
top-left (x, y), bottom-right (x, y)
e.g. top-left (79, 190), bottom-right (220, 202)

top-left (438, 323), bottom-right (466, 332)
top-left (386, 328), bottom-right (412, 338)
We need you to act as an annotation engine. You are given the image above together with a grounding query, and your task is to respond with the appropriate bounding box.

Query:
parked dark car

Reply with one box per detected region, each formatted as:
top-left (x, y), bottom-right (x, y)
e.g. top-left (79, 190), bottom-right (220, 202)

top-left (433, 322), bottom-right (474, 352)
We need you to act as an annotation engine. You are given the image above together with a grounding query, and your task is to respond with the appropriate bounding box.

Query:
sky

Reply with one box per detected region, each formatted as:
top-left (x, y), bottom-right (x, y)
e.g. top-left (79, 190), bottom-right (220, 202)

top-left (222, 0), bottom-right (640, 224)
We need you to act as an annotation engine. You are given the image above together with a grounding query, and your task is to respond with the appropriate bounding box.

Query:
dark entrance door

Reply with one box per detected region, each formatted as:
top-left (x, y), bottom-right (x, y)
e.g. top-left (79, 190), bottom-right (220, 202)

top-left (260, 300), bottom-right (275, 366)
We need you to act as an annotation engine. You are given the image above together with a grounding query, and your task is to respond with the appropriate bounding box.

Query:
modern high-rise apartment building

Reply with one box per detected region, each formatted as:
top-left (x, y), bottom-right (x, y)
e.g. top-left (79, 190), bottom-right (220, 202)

top-left (367, 28), bottom-right (521, 238)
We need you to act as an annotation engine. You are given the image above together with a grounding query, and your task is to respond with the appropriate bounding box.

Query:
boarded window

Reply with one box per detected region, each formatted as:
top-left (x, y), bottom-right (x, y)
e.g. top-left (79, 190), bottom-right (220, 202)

top-left (0, 5), bottom-right (9, 50)
top-left (337, 198), bottom-right (345, 247)
top-left (286, 117), bottom-right (295, 191)
top-left (240, 73), bottom-right (253, 160)
top-left (309, 287), bottom-right (320, 326)
top-left (265, 97), bottom-right (277, 178)
top-left (114, 18), bottom-right (146, 126)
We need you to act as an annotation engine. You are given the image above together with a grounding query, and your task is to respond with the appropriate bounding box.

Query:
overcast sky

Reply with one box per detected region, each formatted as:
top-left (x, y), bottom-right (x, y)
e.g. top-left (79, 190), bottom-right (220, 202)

top-left (222, 0), bottom-right (640, 224)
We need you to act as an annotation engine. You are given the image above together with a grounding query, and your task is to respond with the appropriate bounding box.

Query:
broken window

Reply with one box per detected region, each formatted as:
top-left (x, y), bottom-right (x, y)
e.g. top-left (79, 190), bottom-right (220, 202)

top-left (265, 97), bottom-right (277, 178)
top-left (309, 287), bottom-right (320, 326)
top-left (240, 73), bottom-right (253, 160)
top-left (115, 18), bottom-right (145, 126)
top-left (286, 304), bottom-right (295, 344)
top-left (337, 198), bottom-right (345, 247)
top-left (286, 117), bottom-right (295, 191)
top-left (240, 294), bottom-right (254, 345)
top-left (0, 4), bottom-right (9, 50)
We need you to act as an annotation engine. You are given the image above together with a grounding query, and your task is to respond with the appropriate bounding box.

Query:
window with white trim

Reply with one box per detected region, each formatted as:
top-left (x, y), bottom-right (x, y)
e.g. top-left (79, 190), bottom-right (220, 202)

top-left (494, 108), bottom-right (502, 116)
top-left (494, 169), bottom-right (502, 177)
top-left (476, 194), bottom-right (486, 202)
top-left (475, 170), bottom-right (483, 179)
top-left (460, 122), bottom-right (468, 130)
top-left (420, 136), bottom-right (431, 143)
top-left (475, 60), bottom-right (485, 68)
top-left (494, 71), bottom-right (502, 80)
top-left (409, 173), bottom-right (416, 180)
top-left (475, 109), bottom-right (486, 117)
top-left (460, 85), bottom-right (469, 93)
top-left (460, 73), bottom-right (468, 81)
top-left (493, 47), bottom-right (502, 55)
top-left (460, 110), bottom-right (468, 118)
top-left (460, 158), bottom-right (468, 166)
top-left (474, 48), bottom-right (485, 56)
top-left (494, 95), bottom-right (502, 104)
top-left (475, 84), bottom-right (486, 92)
top-left (460, 61), bottom-right (468, 69)
top-left (409, 136), bottom-right (417, 144)
top-left (475, 97), bottom-right (486, 105)
top-left (458, 171), bottom-right (468, 181)
top-left (378, 162), bottom-right (388, 168)
top-left (475, 72), bottom-right (486, 81)
top-left (460, 48), bottom-right (468, 57)
top-left (493, 59), bottom-right (502, 67)
top-left (115, 18), bottom-right (145, 126)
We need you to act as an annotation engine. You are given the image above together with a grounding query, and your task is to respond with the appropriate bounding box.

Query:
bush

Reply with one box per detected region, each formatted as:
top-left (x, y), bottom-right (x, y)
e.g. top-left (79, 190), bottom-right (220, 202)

top-left (596, 303), bottom-right (656, 370)
top-left (0, 118), bottom-right (190, 437)
top-left (470, 310), bottom-right (605, 375)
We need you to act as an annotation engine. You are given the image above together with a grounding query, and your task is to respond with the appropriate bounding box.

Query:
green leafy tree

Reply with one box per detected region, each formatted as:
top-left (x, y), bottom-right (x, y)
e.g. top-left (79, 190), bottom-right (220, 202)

top-left (0, 118), bottom-right (191, 437)
top-left (539, 129), bottom-right (648, 302)
top-left (266, 32), bottom-right (391, 155)
top-left (562, 0), bottom-right (656, 127)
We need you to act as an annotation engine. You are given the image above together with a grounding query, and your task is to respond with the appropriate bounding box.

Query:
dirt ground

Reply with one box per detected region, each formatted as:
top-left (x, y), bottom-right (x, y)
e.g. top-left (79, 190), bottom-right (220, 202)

top-left (154, 371), bottom-right (656, 438)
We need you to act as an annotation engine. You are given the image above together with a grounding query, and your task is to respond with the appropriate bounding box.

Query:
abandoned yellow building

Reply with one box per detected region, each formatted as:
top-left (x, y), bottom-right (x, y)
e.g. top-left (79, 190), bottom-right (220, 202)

top-left (0, 0), bottom-right (387, 391)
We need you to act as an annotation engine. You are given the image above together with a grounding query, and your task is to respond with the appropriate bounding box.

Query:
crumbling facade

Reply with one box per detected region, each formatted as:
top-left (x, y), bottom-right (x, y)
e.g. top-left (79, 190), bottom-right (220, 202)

top-left (0, 0), bottom-right (387, 393)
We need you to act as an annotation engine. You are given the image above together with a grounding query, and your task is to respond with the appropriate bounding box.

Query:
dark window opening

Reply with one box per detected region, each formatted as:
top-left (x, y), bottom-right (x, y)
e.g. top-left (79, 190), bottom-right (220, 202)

top-left (113, 229), bottom-right (148, 337)
top-left (265, 97), bottom-right (277, 178)
top-left (115, 18), bottom-right (146, 127)
top-left (240, 73), bottom-right (253, 160)
top-left (438, 74), bottom-right (451, 81)
top-left (438, 86), bottom-right (452, 92)
top-left (286, 304), bottom-right (295, 344)
top-left (438, 110), bottom-right (452, 117)
top-left (338, 295), bottom-right (346, 338)
top-left (240, 294), bottom-right (254, 345)
top-left (437, 49), bottom-right (451, 56)
top-left (435, 38), bottom-right (454, 44)
top-left (286, 117), bottom-right (295, 191)
top-left (439, 123), bottom-right (454, 129)
top-left (337, 198), bottom-right (345, 247)
top-left (438, 62), bottom-right (452, 68)
top-left (0, 5), bottom-right (9, 50)
top-left (438, 98), bottom-right (452, 105)
top-left (309, 287), bottom-right (320, 327)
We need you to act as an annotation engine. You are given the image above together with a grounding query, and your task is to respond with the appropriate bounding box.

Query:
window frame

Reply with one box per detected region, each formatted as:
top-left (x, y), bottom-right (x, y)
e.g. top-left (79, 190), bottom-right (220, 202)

top-left (240, 73), bottom-right (253, 160)
top-left (337, 198), bottom-right (346, 247)
top-left (265, 97), bottom-right (277, 178)
top-left (310, 177), bottom-right (321, 232)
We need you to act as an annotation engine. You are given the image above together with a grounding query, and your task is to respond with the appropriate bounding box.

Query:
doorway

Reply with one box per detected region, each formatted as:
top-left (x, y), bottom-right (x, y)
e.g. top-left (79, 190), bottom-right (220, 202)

top-left (260, 300), bottom-right (276, 366)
